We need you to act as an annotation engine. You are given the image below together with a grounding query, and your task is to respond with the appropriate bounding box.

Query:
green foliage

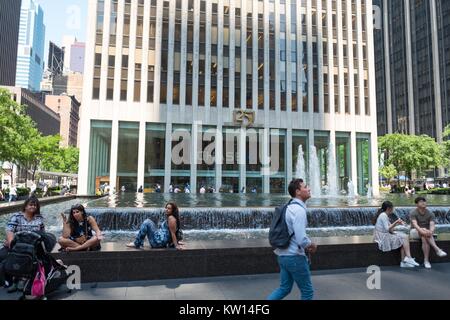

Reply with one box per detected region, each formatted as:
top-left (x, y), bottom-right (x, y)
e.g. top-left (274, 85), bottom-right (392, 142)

top-left (42, 146), bottom-right (80, 173)
top-left (0, 89), bottom-right (31, 166)
top-left (0, 88), bottom-right (79, 182)
top-left (418, 188), bottom-right (450, 195)
top-left (379, 164), bottom-right (397, 182)
top-left (378, 134), bottom-right (443, 180)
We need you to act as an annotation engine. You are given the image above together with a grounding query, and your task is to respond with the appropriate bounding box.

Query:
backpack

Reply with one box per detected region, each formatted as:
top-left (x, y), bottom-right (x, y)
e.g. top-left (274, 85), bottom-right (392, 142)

top-left (21, 256), bottom-right (71, 300)
top-left (2, 231), bottom-right (44, 277)
top-left (269, 200), bottom-right (301, 249)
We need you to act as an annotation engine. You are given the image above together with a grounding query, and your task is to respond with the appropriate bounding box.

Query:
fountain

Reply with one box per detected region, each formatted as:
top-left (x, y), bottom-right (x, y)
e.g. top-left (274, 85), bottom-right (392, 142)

top-left (295, 145), bottom-right (306, 180)
top-left (367, 185), bottom-right (373, 199)
top-left (327, 142), bottom-right (339, 196)
top-left (84, 207), bottom-right (450, 231)
top-left (309, 146), bottom-right (321, 197)
top-left (347, 180), bottom-right (356, 198)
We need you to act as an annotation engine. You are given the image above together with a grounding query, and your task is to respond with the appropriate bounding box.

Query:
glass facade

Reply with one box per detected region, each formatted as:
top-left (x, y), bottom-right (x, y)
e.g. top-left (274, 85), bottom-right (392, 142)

top-left (222, 126), bottom-right (240, 192)
top-left (375, 0), bottom-right (450, 138)
top-left (246, 128), bottom-right (263, 192)
top-left (270, 129), bottom-right (286, 193)
top-left (314, 131), bottom-right (330, 189)
top-left (197, 126), bottom-right (216, 189)
top-left (81, 0), bottom-right (378, 195)
top-left (336, 132), bottom-right (351, 192)
top-left (292, 130), bottom-right (308, 179)
top-left (356, 134), bottom-right (371, 196)
top-left (144, 123), bottom-right (166, 190)
top-left (87, 120), bottom-right (112, 195)
top-left (117, 122), bottom-right (140, 191)
top-left (171, 124), bottom-right (191, 188)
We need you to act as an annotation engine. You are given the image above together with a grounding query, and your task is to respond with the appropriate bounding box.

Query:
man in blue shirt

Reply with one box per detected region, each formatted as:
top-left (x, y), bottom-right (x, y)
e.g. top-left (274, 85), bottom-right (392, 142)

top-left (268, 179), bottom-right (317, 300)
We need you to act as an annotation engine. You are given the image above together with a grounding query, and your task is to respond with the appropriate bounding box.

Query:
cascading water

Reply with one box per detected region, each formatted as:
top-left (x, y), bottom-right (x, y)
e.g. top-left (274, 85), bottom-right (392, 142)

top-left (367, 185), bottom-right (373, 199)
top-left (295, 145), bottom-right (306, 180)
top-left (1, 199), bottom-right (449, 242)
top-left (327, 142), bottom-right (338, 196)
top-left (85, 207), bottom-right (450, 231)
top-left (309, 146), bottom-right (321, 197)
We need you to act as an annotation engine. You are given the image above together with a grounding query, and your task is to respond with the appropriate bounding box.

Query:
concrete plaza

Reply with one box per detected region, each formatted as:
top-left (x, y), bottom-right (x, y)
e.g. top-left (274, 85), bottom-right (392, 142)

top-left (1, 263), bottom-right (449, 300)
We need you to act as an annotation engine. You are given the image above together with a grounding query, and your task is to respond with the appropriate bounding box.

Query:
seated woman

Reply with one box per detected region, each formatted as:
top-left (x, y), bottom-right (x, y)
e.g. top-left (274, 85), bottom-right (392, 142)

top-left (373, 201), bottom-right (419, 268)
top-left (126, 202), bottom-right (184, 250)
top-left (1, 196), bottom-right (46, 291)
top-left (58, 204), bottom-right (103, 252)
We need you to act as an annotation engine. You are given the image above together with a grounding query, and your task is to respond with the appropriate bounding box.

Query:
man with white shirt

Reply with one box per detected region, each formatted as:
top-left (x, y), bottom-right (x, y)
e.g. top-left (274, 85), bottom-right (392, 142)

top-left (268, 179), bottom-right (316, 300)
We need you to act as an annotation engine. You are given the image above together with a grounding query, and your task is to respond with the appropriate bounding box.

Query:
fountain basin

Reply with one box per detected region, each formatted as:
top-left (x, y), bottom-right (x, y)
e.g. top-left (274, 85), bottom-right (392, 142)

top-left (85, 207), bottom-right (450, 232)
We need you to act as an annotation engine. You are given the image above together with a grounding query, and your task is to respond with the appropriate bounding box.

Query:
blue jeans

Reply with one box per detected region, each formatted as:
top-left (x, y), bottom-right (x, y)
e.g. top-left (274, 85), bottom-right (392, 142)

top-left (134, 219), bottom-right (159, 248)
top-left (268, 255), bottom-right (314, 300)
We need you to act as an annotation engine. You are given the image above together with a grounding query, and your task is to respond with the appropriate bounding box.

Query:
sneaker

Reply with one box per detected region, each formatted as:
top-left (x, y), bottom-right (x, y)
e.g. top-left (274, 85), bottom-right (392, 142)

top-left (436, 250), bottom-right (447, 258)
top-left (400, 262), bottom-right (415, 268)
top-left (424, 261), bottom-right (432, 269)
top-left (404, 256), bottom-right (420, 267)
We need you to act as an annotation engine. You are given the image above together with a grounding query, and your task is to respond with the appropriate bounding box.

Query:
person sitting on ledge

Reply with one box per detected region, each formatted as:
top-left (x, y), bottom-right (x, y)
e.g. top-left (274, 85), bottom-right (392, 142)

top-left (409, 197), bottom-right (447, 269)
top-left (1, 196), bottom-right (46, 291)
top-left (58, 204), bottom-right (103, 252)
top-left (373, 201), bottom-right (420, 268)
top-left (126, 202), bottom-right (184, 250)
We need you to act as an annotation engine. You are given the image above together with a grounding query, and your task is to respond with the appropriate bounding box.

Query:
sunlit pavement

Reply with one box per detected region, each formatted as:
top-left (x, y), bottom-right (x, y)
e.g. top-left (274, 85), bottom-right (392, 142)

top-left (1, 263), bottom-right (449, 300)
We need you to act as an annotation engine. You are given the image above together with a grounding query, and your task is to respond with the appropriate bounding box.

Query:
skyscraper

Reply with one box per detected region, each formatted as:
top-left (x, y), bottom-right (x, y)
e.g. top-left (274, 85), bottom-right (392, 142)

top-left (374, 0), bottom-right (450, 142)
top-left (15, 0), bottom-right (46, 92)
top-left (70, 42), bottom-right (86, 74)
top-left (48, 41), bottom-right (65, 76)
top-left (78, 0), bottom-right (379, 196)
top-left (0, 0), bottom-right (22, 86)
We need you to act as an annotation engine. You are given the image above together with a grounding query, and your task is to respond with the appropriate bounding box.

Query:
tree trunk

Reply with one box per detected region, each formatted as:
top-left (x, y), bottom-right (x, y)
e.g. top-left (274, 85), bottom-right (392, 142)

top-left (32, 164), bottom-right (37, 183)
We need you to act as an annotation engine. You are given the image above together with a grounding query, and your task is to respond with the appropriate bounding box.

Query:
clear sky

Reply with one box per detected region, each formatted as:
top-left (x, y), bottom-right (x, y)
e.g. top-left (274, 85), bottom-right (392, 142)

top-left (36, 0), bottom-right (88, 65)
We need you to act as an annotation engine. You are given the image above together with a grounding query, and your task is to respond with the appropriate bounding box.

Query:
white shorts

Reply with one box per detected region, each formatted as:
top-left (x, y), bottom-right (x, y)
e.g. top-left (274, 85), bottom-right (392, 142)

top-left (410, 229), bottom-right (422, 240)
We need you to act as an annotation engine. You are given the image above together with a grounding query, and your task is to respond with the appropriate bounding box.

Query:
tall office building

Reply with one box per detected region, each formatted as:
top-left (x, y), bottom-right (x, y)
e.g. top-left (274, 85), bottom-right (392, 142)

top-left (70, 42), bottom-right (86, 74)
top-left (78, 0), bottom-right (379, 196)
top-left (374, 0), bottom-right (450, 142)
top-left (0, 86), bottom-right (61, 136)
top-left (62, 35), bottom-right (77, 73)
top-left (0, 0), bottom-right (22, 86)
top-left (45, 94), bottom-right (80, 147)
top-left (15, 0), bottom-right (46, 92)
top-left (48, 41), bottom-right (65, 76)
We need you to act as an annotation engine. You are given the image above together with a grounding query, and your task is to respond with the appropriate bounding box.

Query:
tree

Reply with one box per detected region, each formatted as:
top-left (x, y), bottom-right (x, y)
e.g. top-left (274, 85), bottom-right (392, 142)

top-left (379, 134), bottom-right (443, 185)
top-left (0, 88), bottom-right (68, 185)
top-left (379, 164), bottom-right (397, 185)
top-left (42, 146), bottom-right (79, 173)
top-left (0, 89), bottom-right (37, 184)
top-left (20, 132), bottom-right (62, 182)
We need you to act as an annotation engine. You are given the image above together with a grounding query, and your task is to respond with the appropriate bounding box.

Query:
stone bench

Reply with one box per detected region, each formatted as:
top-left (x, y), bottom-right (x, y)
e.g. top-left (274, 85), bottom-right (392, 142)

top-left (50, 234), bottom-right (450, 283)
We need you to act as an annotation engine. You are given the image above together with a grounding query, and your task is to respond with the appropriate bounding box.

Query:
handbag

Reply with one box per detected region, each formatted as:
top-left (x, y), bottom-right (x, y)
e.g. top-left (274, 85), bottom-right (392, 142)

top-left (31, 263), bottom-right (46, 298)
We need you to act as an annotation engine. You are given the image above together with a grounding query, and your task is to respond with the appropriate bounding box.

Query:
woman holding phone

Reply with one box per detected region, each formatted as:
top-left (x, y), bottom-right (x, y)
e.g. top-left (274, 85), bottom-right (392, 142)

top-left (58, 204), bottom-right (103, 252)
top-left (372, 201), bottom-right (419, 268)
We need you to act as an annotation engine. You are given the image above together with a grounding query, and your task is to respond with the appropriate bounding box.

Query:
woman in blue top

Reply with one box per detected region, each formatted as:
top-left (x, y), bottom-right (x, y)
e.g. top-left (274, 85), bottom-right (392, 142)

top-left (127, 202), bottom-right (184, 250)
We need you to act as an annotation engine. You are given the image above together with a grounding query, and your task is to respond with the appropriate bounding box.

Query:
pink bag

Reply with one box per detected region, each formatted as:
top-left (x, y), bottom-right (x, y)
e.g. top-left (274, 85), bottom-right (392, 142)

top-left (31, 263), bottom-right (46, 298)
